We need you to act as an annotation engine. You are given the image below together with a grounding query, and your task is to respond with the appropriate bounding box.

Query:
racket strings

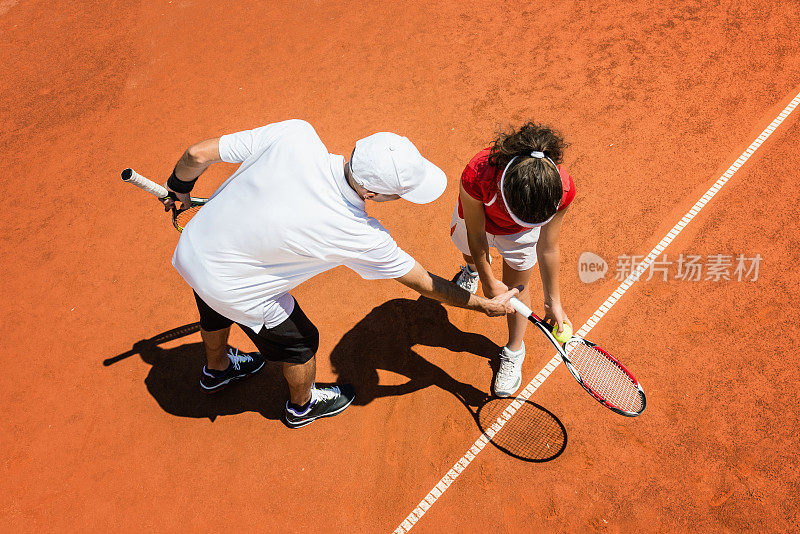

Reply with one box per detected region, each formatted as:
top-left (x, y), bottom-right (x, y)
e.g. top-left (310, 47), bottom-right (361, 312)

top-left (566, 342), bottom-right (643, 414)
top-left (174, 205), bottom-right (201, 231)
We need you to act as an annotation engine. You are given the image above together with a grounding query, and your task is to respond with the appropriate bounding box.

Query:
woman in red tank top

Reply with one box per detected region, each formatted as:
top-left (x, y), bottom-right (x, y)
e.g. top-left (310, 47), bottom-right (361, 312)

top-left (450, 122), bottom-right (575, 397)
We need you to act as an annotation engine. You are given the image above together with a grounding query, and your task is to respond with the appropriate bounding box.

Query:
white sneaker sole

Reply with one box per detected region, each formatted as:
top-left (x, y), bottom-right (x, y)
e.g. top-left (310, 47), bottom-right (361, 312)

top-left (493, 374), bottom-right (522, 398)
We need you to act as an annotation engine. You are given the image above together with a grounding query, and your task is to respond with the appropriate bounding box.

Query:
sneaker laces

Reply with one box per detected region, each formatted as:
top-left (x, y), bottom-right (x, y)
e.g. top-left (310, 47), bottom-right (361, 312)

top-left (496, 358), bottom-right (520, 383)
top-left (456, 265), bottom-right (480, 293)
top-left (227, 348), bottom-right (253, 371)
top-left (458, 265), bottom-right (478, 282)
top-left (312, 386), bottom-right (341, 403)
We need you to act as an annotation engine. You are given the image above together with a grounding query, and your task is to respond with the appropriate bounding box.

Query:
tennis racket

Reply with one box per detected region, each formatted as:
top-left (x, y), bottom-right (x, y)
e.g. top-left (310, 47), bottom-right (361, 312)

top-left (509, 297), bottom-right (646, 417)
top-left (121, 168), bottom-right (207, 232)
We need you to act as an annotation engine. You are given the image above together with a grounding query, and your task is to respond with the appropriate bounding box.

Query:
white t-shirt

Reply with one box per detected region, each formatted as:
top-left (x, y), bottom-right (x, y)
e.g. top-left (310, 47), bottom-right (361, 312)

top-left (172, 119), bottom-right (416, 331)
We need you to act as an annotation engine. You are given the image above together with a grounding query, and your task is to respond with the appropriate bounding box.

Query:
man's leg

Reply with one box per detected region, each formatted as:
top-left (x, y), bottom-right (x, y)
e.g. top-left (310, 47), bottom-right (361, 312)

top-left (201, 326), bottom-right (232, 371)
top-left (283, 356), bottom-right (316, 406)
top-left (253, 298), bottom-right (354, 428)
top-left (194, 291), bottom-right (265, 393)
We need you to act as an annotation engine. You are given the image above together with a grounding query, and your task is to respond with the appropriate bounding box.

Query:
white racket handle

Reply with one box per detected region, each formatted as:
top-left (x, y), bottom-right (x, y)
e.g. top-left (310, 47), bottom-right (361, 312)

top-left (121, 168), bottom-right (169, 198)
top-left (509, 297), bottom-right (533, 318)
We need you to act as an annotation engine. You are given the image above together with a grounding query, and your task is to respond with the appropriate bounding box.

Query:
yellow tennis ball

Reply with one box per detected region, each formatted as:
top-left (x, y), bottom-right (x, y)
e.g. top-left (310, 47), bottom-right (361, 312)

top-left (552, 323), bottom-right (573, 343)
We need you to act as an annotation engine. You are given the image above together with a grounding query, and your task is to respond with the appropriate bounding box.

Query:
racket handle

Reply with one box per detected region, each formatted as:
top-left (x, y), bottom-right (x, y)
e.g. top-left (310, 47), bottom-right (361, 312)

top-left (121, 168), bottom-right (169, 198)
top-left (509, 297), bottom-right (533, 318)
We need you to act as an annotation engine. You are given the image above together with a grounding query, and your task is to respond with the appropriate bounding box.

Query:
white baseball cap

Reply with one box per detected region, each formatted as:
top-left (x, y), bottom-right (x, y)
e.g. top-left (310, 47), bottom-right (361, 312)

top-left (349, 132), bottom-right (447, 204)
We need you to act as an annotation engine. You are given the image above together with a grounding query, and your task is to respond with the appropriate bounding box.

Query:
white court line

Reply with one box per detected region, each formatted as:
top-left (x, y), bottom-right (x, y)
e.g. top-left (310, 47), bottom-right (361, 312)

top-left (393, 89), bottom-right (800, 534)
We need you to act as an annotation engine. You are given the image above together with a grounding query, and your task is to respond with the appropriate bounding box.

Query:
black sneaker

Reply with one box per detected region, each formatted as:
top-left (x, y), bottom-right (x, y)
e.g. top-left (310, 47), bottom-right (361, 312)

top-left (200, 348), bottom-right (265, 393)
top-left (285, 384), bottom-right (356, 428)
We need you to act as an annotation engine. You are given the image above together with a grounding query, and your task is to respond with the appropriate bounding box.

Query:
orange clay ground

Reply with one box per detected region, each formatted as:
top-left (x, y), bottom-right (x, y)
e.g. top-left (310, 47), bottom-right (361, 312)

top-left (2, 1), bottom-right (799, 532)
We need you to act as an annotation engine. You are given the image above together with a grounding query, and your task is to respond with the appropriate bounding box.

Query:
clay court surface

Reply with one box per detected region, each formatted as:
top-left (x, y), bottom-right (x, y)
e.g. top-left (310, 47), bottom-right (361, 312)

top-left (2, 1), bottom-right (800, 532)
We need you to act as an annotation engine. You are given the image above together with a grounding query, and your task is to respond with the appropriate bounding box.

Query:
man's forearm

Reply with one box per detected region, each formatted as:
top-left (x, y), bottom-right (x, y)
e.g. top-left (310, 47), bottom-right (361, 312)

top-left (173, 147), bottom-right (213, 181)
top-left (397, 262), bottom-right (487, 312)
top-left (396, 262), bottom-right (515, 317)
top-left (425, 271), bottom-right (489, 311)
top-left (172, 138), bottom-right (223, 182)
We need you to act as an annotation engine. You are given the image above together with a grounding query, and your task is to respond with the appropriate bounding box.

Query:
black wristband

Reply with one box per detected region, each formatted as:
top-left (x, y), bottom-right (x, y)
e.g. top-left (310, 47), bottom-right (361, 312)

top-left (167, 170), bottom-right (198, 194)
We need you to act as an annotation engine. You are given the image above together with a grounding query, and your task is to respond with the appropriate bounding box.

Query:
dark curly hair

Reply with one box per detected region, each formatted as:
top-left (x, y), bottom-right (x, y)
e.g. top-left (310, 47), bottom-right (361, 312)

top-left (488, 122), bottom-right (567, 224)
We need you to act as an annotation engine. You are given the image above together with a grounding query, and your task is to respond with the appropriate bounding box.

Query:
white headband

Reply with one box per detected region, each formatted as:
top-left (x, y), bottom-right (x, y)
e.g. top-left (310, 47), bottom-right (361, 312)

top-left (499, 151), bottom-right (559, 228)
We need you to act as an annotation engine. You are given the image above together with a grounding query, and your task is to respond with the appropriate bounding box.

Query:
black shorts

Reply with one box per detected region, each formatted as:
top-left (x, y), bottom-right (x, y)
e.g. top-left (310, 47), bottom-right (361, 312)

top-left (193, 291), bottom-right (319, 364)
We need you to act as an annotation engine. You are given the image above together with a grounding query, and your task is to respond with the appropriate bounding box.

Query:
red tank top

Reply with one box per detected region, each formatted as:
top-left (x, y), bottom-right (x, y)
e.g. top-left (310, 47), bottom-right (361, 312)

top-left (457, 147), bottom-right (576, 235)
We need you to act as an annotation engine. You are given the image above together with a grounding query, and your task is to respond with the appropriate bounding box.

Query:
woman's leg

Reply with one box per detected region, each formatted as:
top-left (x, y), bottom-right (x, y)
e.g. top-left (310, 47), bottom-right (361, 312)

top-left (502, 260), bottom-right (536, 352)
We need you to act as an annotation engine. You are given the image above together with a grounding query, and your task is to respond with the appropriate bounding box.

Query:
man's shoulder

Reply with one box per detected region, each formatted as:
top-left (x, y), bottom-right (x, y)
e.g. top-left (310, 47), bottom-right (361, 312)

top-left (270, 119), bottom-right (326, 152)
top-left (279, 119), bottom-right (316, 134)
top-left (263, 119), bottom-right (317, 143)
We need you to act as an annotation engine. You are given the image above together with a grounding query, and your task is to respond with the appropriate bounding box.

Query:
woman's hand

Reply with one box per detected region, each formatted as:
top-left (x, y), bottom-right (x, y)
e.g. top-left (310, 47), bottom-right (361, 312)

top-left (543, 300), bottom-right (572, 337)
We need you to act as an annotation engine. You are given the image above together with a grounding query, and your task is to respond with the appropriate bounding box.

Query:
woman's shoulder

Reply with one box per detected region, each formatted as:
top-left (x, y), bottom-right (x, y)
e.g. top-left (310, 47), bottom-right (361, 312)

top-left (557, 165), bottom-right (577, 211)
top-left (464, 147), bottom-right (499, 181)
top-left (466, 147), bottom-right (493, 169)
top-left (461, 147), bottom-right (500, 201)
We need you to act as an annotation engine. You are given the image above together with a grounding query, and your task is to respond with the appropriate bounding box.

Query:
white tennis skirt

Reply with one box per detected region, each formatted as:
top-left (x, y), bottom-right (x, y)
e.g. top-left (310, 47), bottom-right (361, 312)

top-left (450, 207), bottom-right (540, 271)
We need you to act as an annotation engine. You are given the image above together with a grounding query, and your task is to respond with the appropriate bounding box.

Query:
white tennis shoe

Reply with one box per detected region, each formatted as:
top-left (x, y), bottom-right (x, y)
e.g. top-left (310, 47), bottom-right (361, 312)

top-left (454, 265), bottom-right (480, 294)
top-left (493, 342), bottom-right (525, 397)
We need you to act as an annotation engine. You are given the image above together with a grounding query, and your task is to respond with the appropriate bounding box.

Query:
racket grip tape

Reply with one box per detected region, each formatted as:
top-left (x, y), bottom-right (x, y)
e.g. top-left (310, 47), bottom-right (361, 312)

top-left (121, 168), bottom-right (170, 198)
top-left (509, 297), bottom-right (533, 318)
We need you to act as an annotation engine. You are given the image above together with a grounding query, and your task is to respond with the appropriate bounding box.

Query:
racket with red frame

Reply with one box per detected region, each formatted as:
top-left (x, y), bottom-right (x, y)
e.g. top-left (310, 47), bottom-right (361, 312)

top-left (121, 168), bottom-right (207, 232)
top-left (509, 297), bottom-right (646, 417)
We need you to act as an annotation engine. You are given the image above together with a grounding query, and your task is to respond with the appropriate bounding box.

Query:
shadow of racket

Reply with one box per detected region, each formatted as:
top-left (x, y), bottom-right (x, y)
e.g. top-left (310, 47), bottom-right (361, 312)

top-left (473, 396), bottom-right (567, 463)
top-left (103, 322), bottom-right (201, 366)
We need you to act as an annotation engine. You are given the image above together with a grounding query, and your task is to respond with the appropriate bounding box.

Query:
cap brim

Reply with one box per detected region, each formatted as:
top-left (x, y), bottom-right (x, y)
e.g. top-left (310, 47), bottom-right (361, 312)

top-left (401, 160), bottom-right (447, 204)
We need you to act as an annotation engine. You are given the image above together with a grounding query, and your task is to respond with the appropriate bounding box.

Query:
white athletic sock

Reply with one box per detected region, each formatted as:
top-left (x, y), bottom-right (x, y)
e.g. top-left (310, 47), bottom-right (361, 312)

top-left (503, 342), bottom-right (525, 357)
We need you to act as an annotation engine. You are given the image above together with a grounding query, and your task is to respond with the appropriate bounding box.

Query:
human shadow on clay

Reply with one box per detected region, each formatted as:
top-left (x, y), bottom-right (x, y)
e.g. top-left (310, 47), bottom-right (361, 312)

top-left (103, 323), bottom-right (289, 422)
top-left (103, 297), bottom-right (503, 422)
top-left (103, 302), bottom-right (567, 459)
top-left (329, 296), bottom-right (501, 409)
top-left (330, 296), bottom-right (568, 463)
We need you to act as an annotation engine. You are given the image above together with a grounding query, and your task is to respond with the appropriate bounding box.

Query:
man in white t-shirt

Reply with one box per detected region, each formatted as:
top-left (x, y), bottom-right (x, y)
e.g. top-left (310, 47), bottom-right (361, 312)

top-left (162, 119), bottom-right (518, 428)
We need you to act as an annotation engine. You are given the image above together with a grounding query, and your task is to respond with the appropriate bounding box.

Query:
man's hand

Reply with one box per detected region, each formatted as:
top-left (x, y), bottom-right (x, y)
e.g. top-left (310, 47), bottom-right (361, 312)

top-left (161, 137), bottom-right (223, 212)
top-left (483, 278), bottom-right (510, 299)
top-left (160, 184), bottom-right (191, 212)
top-left (482, 287), bottom-right (520, 317)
